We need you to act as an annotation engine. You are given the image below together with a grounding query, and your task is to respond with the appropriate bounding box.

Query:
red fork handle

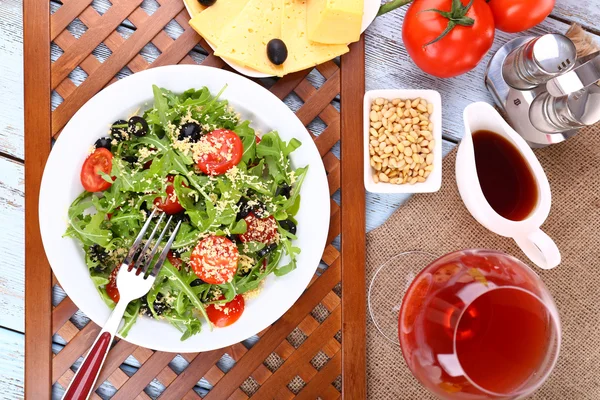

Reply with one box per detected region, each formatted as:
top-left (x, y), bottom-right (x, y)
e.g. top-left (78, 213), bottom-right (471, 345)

top-left (62, 331), bottom-right (113, 400)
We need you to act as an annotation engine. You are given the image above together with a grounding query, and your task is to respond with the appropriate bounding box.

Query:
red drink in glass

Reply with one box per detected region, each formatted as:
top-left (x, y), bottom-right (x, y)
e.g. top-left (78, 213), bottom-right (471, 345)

top-left (399, 250), bottom-right (560, 399)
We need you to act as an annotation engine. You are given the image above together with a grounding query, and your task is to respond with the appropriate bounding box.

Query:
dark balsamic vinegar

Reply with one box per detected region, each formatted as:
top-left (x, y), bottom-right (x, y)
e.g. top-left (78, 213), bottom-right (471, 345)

top-left (472, 130), bottom-right (538, 221)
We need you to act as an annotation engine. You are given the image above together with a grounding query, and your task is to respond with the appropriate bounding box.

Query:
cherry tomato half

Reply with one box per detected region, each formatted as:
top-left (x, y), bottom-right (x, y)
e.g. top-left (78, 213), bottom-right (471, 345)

top-left (166, 250), bottom-right (183, 270)
top-left (190, 236), bottom-right (239, 284)
top-left (239, 213), bottom-right (278, 244)
top-left (106, 267), bottom-right (120, 303)
top-left (196, 129), bottom-right (243, 175)
top-left (206, 294), bottom-right (245, 328)
top-left (153, 175), bottom-right (186, 215)
top-left (80, 148), bottom-right (114, 192)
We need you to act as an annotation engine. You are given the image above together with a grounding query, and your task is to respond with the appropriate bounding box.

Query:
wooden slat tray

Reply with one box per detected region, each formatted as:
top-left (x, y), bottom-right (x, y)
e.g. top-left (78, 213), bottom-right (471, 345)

top-left (24, 0), bottom-right (366, 398)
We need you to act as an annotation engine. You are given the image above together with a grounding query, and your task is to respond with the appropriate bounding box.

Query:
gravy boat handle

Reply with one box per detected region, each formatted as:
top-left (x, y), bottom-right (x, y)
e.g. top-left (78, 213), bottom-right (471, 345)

top-left (513, 229), bottom-right (561, 270)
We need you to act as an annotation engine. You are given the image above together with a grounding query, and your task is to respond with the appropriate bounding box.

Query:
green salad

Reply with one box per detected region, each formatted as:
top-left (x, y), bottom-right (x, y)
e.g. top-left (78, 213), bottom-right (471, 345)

top-left (66, 85), bottom-right (307, 340)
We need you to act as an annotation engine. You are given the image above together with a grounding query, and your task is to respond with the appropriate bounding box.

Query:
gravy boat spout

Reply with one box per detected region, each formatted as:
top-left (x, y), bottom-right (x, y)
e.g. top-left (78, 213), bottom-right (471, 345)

top-left (456, 102), bottom-right (560, 269)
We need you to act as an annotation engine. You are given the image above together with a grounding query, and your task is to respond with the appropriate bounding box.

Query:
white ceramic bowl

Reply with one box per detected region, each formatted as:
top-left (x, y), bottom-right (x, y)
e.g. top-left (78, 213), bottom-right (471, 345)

top-left (363, 89), bottom-right (442, 194)
top-left (39, 65), bottom-right (330, 352)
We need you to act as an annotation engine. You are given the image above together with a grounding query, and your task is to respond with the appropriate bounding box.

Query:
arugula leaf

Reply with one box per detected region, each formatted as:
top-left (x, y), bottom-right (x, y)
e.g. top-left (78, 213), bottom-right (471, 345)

top-left (152, 84), bottom-right (170, 130)
top-left (98, 170), bottom-right (113, 184)
top-left (281, 166), bottom-right (308, 210)
top-left (119, 300), bottom-right (141, 337)
top-left (235, 121), bottom-right (257, 165)
top-left (161, 260), bottom-right (211, 327)
top-left (229, 219), bottom-right (247, 234)
top-left (283, 138), bottom-right (302, 157)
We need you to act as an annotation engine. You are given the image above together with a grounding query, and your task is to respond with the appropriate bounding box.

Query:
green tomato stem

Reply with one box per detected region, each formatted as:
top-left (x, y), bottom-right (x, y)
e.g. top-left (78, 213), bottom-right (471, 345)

top-left (378, 0), bottom-right (413, 16)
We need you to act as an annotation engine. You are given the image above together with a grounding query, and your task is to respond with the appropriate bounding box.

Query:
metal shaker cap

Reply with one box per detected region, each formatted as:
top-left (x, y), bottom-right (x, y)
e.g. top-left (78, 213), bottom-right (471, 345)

top-left (530, 85), bottom-right (600, 133)
top-left (503, 34), bottom-right (577, 90)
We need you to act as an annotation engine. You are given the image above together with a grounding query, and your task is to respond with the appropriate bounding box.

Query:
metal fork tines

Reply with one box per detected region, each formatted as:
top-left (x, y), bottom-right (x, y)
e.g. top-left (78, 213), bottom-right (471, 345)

top-left (122, 208), bottom-right (181, 281)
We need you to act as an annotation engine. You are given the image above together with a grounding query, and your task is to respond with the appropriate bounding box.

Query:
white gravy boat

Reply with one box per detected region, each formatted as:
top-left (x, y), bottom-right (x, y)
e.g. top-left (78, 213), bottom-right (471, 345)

top-left (456, 102), bottom-right (561, 269)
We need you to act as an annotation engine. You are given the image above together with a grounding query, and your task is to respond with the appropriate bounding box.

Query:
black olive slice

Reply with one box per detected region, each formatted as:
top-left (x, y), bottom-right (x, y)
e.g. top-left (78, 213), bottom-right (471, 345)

top-left (178, 122), bottom-right (202, 142)
top-left (275, 183), bottom-right (292, 198)
top-left (128, 116), bottom-right (149, 137)
top-left (111, 119), bottom-right (129, 141)
top-left (279, 219), bottom-right (297, 235)
top-left (94, 137), bottom-right (112, 151)
top-left (257, 243), bottom-right (278, 258)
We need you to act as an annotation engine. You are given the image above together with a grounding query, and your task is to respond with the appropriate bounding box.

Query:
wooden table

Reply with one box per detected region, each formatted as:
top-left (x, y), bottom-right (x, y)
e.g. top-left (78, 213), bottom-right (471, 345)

top-left (1, 0), bottom-right (599, 397)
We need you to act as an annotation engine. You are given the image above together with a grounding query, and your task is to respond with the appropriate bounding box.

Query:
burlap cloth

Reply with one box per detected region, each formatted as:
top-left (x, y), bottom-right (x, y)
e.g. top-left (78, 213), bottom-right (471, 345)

top-left (366, 124), bottom-right (600, 399)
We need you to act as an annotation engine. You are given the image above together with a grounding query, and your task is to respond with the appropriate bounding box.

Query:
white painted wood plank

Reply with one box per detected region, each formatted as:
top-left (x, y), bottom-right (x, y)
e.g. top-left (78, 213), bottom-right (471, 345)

top-left (0, 157), bottom-right (24, 334)
top-left (0, 0), bottom-right (24, 160)
top-left (554, 0), bottom-right (600, 34)
top-left (364, 8), bottom-right (600, 144)
top-left (0, 328), bottom-right (24, 400)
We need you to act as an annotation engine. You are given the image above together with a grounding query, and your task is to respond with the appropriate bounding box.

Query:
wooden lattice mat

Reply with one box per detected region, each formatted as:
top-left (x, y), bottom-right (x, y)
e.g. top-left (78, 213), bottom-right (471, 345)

top-left (25, 0), bottom-right (366, 399)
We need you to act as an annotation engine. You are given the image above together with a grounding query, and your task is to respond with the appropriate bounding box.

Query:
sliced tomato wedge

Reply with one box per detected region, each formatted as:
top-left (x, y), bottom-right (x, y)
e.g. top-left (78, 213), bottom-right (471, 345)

top-left (153, 175), bottom-right (186, 215)
top-left (166, 250), bottom-right (183, 270)
top-left (206, 294), bottom-right (245, 328)
top-left (196, 129), bottom-right (243, 175)
top-left (80, 148), bottom-right (113, 192)
top-left (190, 236), bottom-right (239, 284)
top-left (255, 135), bottom-right (261, 144)
top-left (106, 266), bottom-right (120, 303)
top-left (239, 213), bottom-right (278, 244)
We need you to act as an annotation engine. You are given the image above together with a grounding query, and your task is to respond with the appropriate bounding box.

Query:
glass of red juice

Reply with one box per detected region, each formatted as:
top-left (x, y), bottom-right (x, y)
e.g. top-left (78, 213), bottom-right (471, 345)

top-left (369, 249), bottom-right (561, 399)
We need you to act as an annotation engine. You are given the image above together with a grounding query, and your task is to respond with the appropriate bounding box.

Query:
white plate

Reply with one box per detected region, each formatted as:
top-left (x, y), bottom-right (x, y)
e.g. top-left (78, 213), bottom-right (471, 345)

top-left (184, 0), bottom-right (380, 78)
top-left (39, 65), bottom-right (330, 352)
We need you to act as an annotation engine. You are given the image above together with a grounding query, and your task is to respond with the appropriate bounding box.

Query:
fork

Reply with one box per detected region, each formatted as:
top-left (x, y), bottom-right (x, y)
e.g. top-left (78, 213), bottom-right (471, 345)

top-left (62, 209), bottom-right (181, 400)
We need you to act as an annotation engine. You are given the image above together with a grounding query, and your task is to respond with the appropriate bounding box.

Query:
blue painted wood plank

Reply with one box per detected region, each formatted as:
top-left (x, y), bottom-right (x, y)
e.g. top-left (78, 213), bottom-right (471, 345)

top-left (0, 328), bottom-right (24, 400)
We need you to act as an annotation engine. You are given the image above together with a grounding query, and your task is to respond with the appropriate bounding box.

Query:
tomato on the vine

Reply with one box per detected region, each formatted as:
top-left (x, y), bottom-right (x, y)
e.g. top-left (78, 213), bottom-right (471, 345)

top-left (206, 294), bottom-right (245, 328)
top-left (487, 0), bottom-right (554, 33)
top-left (402, 0), bottom-right (495, 78)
